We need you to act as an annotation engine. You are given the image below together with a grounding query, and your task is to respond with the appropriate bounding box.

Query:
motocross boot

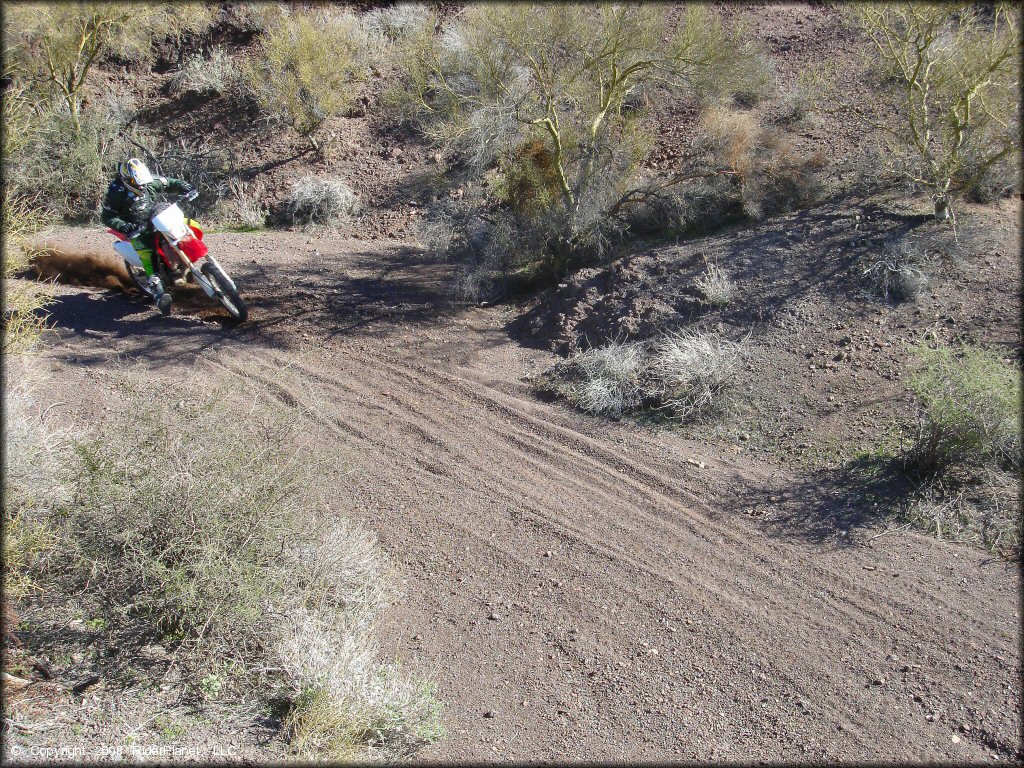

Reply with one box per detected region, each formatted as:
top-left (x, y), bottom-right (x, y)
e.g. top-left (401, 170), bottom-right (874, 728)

top-left (147, 276), bottom-right (173, 315)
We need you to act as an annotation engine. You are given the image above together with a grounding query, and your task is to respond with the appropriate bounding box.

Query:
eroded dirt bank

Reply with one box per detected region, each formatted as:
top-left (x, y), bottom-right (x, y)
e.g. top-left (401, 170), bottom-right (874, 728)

top-left (28, 227), bottom-right (1022, 762)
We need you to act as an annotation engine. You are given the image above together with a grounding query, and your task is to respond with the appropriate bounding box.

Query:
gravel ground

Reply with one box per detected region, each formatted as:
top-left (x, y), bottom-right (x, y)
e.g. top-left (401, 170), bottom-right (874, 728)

top-left (5, 222), bottom-right (1019, 763)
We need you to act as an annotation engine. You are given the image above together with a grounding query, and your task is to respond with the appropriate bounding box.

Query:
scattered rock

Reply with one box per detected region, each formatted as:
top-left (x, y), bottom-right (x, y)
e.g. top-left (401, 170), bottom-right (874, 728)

top-left (488, 612), bottom-right (501, 621)
top-left (483, 710), bottom-right (497, 719)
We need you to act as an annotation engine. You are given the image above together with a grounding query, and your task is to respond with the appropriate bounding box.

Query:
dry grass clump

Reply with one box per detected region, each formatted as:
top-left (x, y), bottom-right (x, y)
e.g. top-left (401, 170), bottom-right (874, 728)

top-left (364, 2), bottom-right (430, 41)
top-left (698, 106), bottom-right (826, 221)
top-left (214, 179), bottom-right (269, 230)
top-left (3, 364), bottom-right (442, 760)
top-left (694, 262), bottom-right (735, 306)
top-left (905, 474), bottom-right (1019, 556)
top-left (543, 329), bottom-right (746, 423)
top-left (565, 341), bottom-right (647, 418)
top-left (168, 48), bottom-right (238, 96)
top-left (861, 224), bottom-right (967, 303)
top-left (650, 330), bottom-right (745, 421)
top-left (283, 176), bottom-right (359, 228)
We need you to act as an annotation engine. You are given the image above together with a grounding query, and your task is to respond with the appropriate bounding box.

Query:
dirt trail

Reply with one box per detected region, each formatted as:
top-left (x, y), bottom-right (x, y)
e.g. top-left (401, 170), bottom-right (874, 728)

top-left (34, 228), bottom-right (1021, 762)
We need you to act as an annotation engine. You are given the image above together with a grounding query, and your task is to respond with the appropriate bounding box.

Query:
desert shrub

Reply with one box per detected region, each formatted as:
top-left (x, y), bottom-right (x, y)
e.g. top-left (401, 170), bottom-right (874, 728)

top-left (283, 176), bottom-right (359, 228)
top-left (0, 193), bottom-right (51, 354)
top-left (649, 329), bottom-right (745, 421)
top-left (3, 3), bottom-right (215, 130)
top-left (168, 48), bottom-right (238, 96)
top-left (223, 3), bottom-right (287, 33)
top-left (364, 2), bottom-right (431, 41)
top-left (242, 11), bottom-right (372, 153)
top-left (283, 644), bottom-right (443, 761)
top-left (1, 363), bottom-right (66, 600)
top-left (773, 83), bottom-right (811, 126)
top-left (214, 179), bottom-right (269, 230)
top-left (391, 4), bottom-right (772, 296)
top-left (905, 343), bottom-right (1021, 475)
top-left (616, 108), bottom-right (825, 238)
top-left (541, 329), bottom-right (745, 423)
top-left (2, 78), bottom-right (59, 608)
top-left (18, 367), bottom-right (443, 759)
top-left (144, 135), bottom-right (233, 214)
top-left (4, 93), bottom-right (146, 222)
top-left (962, 149), bottom-right (1023, 205)
top-left (698, 106), bottom-right (826, 220)
top-left (562, 341), bottom-right (647, 418)
top-left (821, 4), bottom-right (1021, 219)
top-left (2, 80), bottom-right (53, 353)
top-left (904, 473), bottom-right (1020, 555)
top-left (863, 256), bottom-right (928, 304)
top-left (694, 262), bottom-right (735, 306)
top-left (859, 228), bottom-right (954, 303)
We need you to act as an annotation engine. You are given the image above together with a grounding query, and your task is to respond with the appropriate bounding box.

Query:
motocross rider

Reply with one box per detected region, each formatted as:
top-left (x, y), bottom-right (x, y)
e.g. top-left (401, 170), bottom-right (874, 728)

top-left (101, 158), bottom-right (197, 315)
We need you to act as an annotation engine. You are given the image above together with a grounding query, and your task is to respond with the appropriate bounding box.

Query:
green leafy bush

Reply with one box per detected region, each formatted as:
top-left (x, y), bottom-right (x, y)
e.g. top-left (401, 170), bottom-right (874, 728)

top-left (906, 343), bottom-right (1021, 474)
top-left (243, 11), bottom-right (372, 153)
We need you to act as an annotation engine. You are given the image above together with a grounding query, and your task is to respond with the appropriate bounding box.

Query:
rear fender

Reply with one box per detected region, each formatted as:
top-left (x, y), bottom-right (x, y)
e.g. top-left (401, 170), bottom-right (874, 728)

top-left (113, 240), bottom-right (144, 269)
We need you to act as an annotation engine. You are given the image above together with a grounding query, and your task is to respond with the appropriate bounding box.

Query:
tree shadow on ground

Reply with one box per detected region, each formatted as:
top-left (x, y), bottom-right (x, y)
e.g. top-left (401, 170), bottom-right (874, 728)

top-left (750, 455), bottom-right (916, 547)
top-left (40, 242), bottom-right (458, 370)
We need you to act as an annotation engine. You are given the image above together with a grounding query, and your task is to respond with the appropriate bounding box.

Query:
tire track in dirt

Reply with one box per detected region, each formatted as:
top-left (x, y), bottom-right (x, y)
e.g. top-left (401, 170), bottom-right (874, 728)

top-left (38, 228), bottom-right (1019, 761)
top-left (207, 341), bottom-right (1020, 761)
top-left (315, 346), bottom-right (1012, 649)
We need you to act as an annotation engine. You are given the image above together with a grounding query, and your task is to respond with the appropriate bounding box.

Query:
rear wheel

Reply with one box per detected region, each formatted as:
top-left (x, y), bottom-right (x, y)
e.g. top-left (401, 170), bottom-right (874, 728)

top-left (202, 258), bottom-right (248, 322)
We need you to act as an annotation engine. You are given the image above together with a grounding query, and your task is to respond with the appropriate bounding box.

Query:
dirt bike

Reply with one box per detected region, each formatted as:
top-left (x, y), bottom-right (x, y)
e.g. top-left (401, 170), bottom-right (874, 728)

top-left (109, 192), bottom-right (248, 322)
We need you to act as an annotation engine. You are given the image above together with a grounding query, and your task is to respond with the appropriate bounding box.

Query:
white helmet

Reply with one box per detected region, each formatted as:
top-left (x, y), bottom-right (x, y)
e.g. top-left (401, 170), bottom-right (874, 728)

top-left (118, 158), bottom-right (154, 195)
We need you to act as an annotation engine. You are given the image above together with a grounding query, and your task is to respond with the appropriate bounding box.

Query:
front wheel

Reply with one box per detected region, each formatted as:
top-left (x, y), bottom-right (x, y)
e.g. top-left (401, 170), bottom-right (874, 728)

top-left (202, 258), bottom-right (248, 322)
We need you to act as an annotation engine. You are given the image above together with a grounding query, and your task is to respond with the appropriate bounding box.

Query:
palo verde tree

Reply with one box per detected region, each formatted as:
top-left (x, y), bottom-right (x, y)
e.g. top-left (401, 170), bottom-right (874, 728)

top-left (242, 10), bottom-right (374, 155)
top-left (3, 2), bottom-right (214, 132)
top-left (844, 3), bottom-right (1021, 220)
top-left (390, 3), bottom-right (771, 294)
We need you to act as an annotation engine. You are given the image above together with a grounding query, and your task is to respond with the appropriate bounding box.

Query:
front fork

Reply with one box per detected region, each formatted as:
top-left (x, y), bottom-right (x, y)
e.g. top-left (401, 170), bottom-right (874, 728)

top-left (161, 234), bottom-right (219, 299)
